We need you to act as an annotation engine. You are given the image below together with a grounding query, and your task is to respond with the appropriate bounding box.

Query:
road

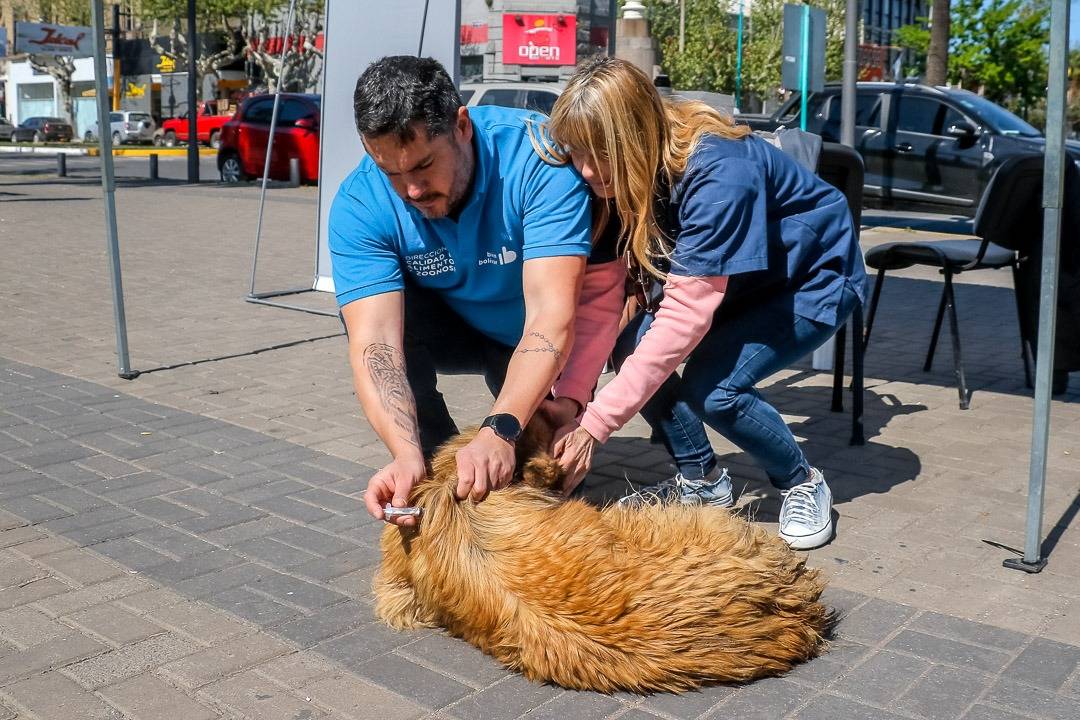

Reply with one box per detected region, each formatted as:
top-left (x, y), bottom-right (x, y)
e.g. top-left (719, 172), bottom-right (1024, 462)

top-left (0, 151), bottom-right (224, 183)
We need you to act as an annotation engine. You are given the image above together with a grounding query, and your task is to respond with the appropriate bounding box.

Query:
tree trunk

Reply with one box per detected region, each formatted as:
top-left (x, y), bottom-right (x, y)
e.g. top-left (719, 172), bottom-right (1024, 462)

top-left (926, 0), bottom-right (950, 86)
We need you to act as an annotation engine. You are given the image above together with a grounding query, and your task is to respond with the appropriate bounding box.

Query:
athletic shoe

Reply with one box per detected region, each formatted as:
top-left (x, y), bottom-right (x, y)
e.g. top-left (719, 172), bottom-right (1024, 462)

top-left (618, 467), bottom-right (734, 508)
top-left (778, 467), bottom-right (834, 550)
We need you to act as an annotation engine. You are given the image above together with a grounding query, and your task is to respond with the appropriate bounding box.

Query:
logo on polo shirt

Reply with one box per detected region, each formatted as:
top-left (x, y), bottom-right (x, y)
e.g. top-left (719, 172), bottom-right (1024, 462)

top-left (479, 246), bottom-right (519, 267)
top-left (404, 248), bottom-right (455, 277)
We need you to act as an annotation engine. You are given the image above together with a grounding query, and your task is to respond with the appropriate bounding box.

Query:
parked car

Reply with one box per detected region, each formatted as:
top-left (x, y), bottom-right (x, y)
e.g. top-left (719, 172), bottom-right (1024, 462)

top-left (84, 111), bottom-right (156, 145)
top-left (460, 82), bottom-right (564, 116)
top-left (738, 82), bottom-right (1080, 215)
top-left (0, 117), bottom-right (15, 141)
top-left (217, 93), bottom-right (321, 183)
top-left (11, 117), bottom-right (73, 143)
top-left (160, 100), bottom-right (234, 149)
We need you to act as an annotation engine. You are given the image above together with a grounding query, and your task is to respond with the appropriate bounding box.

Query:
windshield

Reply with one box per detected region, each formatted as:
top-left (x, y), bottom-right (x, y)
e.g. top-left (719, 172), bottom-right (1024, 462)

top-left (952, 91), bottom-right (1041, 138)
top-left (129, 113), bottom-right (151, 122)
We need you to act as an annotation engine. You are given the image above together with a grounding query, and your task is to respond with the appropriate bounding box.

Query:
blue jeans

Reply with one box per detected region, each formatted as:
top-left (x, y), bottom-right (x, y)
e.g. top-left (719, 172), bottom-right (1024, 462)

top-left (611, 284), bottom-right (859, 490)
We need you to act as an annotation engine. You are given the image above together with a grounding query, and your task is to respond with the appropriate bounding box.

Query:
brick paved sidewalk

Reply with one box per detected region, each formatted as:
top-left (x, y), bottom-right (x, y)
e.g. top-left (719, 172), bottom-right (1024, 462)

top-left (3, 357), bottom-right (1080, 720)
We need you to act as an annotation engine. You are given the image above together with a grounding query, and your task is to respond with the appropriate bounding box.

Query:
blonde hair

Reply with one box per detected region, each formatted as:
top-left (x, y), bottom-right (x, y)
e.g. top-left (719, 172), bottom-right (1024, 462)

top-left (532, 56), bottom-right (751, 278)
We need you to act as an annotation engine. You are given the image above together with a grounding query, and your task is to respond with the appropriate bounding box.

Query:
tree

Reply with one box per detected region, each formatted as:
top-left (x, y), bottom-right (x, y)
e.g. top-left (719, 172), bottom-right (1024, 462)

top-left (645, 0), bottom-right (849, 108)
top-left (27, 53), bottom-right (75, 122)
top-left (926, 0), bottom-right (950, 86)
top-left (241, 0), bottom-right (323, 92)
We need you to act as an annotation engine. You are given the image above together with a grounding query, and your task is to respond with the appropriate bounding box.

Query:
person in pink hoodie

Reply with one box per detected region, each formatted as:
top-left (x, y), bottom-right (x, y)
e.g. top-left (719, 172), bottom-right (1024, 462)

top-left (536, 57), bottom-right (866, 550)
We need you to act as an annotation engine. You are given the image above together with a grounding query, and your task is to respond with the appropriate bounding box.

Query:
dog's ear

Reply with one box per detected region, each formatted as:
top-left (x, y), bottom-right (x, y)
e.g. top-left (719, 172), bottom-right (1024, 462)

top-left (515, 414), bottom-right (555, 466)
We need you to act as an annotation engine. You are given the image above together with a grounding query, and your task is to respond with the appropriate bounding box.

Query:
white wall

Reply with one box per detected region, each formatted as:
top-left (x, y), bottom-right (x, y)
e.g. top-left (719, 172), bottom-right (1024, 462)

top-left (5, 56), bottom-right (112, 125)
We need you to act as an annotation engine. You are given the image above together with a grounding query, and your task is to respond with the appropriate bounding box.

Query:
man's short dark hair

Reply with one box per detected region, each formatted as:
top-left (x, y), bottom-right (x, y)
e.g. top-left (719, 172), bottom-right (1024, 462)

top-left (353, 56), bottom-right (463, 142)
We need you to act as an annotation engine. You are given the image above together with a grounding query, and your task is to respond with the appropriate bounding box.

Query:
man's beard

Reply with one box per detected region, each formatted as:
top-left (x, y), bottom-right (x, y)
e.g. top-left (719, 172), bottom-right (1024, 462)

top-left (412, 140), bottom-right (474, 220)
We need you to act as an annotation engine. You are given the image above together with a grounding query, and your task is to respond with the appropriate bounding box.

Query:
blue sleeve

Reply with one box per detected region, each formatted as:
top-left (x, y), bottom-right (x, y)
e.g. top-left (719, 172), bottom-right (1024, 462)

top-left (670, 155), bottom-right (769, 278)
top-left (520, 160), bottom-right (592, 262)
top-left (328, 187), bottom-right (403, 308)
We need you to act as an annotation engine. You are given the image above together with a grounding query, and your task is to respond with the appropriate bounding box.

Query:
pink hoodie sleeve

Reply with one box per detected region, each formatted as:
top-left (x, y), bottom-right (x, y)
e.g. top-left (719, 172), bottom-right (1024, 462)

top-left (579, 274), bottom-right (728, 443)
top-left (552, 260), bottom-right (626, 408)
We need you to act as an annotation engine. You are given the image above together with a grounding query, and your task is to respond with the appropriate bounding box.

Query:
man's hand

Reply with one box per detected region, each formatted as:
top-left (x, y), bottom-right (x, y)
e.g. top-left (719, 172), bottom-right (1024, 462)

top-left (455, 427), bottom-right (516, 503)
top-left (552, 422), bottom-right (599, 496)
top-left (363, 456), bottom-right (427, 527)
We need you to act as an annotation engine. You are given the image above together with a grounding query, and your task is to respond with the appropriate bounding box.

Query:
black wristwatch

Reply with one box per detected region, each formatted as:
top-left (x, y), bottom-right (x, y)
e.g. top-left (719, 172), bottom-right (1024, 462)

top-left (480, 413), bottom-right (522, 444)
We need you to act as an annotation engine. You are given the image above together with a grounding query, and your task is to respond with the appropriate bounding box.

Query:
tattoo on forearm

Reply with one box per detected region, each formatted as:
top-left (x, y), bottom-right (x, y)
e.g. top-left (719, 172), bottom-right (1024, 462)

top-left (363, 343), bottom-right (420, 449)
top-left (517, 331), bottom-right (563, 362)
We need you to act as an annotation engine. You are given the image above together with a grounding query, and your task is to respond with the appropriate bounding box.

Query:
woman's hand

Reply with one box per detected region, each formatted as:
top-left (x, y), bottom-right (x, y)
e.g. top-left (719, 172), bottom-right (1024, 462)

top-left (552, 422), bottom-right (599, 496)
top-left (538, 397), bottom-right (582, 431)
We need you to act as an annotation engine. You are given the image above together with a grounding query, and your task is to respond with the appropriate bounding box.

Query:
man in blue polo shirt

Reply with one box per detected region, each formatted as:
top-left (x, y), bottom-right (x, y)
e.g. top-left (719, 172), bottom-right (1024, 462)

top-left (329, 56), bottom-right (593, 525)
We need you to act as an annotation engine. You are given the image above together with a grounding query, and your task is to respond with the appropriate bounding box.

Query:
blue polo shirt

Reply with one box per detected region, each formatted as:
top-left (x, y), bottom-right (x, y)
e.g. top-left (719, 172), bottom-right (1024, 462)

top-left (328, 106), bottom-right (592, 347)
top-left (666, 133), bottom-right (866, 326)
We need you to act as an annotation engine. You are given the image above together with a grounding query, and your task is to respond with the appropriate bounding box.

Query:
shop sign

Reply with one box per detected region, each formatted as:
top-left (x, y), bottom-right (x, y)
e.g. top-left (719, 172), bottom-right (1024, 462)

top-left (501, 14), bottom-right (575, 66)
top-left (14, 22), bottom-right (92, 57)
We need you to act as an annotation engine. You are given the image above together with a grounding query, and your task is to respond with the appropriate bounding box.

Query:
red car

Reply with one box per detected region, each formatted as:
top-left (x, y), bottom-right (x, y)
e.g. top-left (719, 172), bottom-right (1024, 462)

top-left (216, 93), bottom-right (321, 183)
top-left (161, 100), bottom-right (234, 149)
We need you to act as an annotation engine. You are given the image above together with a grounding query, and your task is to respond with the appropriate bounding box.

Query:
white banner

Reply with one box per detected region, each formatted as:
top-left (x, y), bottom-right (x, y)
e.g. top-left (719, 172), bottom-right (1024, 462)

top-left (315, 0), bottom-right (461, 294)
top-left (14, 22), bottom-right (93, 58)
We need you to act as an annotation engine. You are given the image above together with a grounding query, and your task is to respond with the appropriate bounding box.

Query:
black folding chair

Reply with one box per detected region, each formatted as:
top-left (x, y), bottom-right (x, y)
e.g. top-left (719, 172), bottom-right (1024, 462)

top-left (862, 155), bottom-right (1046, 409)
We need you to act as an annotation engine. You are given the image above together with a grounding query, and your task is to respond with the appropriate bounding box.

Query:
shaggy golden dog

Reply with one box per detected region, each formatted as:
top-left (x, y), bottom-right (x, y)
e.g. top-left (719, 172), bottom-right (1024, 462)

top-left (374, 421), bottom-right (832, 693)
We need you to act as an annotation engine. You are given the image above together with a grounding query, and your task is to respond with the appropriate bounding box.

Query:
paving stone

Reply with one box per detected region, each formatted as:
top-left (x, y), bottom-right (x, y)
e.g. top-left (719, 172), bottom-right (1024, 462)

top-left (208, 586), bottom-right (302, 626)
top-left (0, 632), bottom-right (107, 684)
top-left (35, 576), bottom-right (153, 617)
top-left (176, 507), bottom-right (267, 534)
top-left (302, 674), bottom-right (427, 720)
top-left (255, 651), bottom-right (344, 689)
top-left (169, 562), bottom-right (269, 599)
top-left (1001, 638), bottom-right (1080, 692)
top-left (62, 633), bottom-right (197, 689)
top-left (316, 625), bottom-right (421, 671)
top-left (894, 665), bottom-right (990, 720)
top-left (227, 479), bottom-right (311, 504)
top-left (397, 633), bottom-right (509, 689)
top-left (962, 705), bottom-right (1033, 720)
top-left (202, 670), bottom-right (328, 719)
top-left (982, 677), bottom-right (1080, 720)
top-left (35, 548), bottom-right (125, 585)
top-left (829, 649), bottom-right (929, 705)
top-left (0, 526), bottom-right (45, 549)
top-left (2, 534), bottom-right (73, 559)
top-left (793, 693), bottom-right (911, 720)
top-left (159, 633), bottom-right (292, 689)
top-left (231, 536), bottom-right (322, 567)
top-left (40, 506), bottom-right (131, 535)
top-left (139, 600), bottom-right (250, 645)
top-left (836, 599), bottom-right (918, 644)
top-left (0, 496), bottom-right (71, 523)
top-left (65, 603), bottom-right (164, 646)
top-left (254, 494), bottom-right (334, 523)
top-left (272, 600), bottom-right (368, 647)
top-left (4, 671), bottom-right (122, 720)
top-left (289, 547), bottom-right (380, 581)
top-left (0, 606), bottom-right (69, 648)
top-left (98, 673), bottom-right (219, 720)
top-left (132, 527), bottom-right (220, 559)
top-left (885, 630), bottom-right (1013, 674)
top-left (0, 577), bottom-right (70, 610)
top-left (358, 651), bottom-right (474, 710)
top-left (0, 553), bottom-right (45, 588)
top-left (910, 612), bottom-right (1029, 651)
top-left (445, 672), bottom-right (562, 719)
top-left (4, 440), bottom-right (97, 468)
top-left (640, 683), bottom-right (737, 719)
top-left (521, 691), bottom-right (626, 720)
top-left (90, 538), bottom-right (173, 572)
top-left (141, 549), bottom-right (243, 584)
top-left (271, 525), bottom-right (359, 557)
top-left (200, 516), bottom-right (297, 546)
top-left (245, 570), bottom-right (349, 610)
top-left (65, 516), bottom-right (158, 546)
top-left (708, 677), bottom-right (814, 719)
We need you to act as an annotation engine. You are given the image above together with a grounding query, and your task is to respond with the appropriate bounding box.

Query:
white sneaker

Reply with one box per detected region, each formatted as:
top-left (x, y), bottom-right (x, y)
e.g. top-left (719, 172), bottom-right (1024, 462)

top-left (618, 467), bottom-right (734, 508)
top-left (778, 468), bottom-right (834, 550)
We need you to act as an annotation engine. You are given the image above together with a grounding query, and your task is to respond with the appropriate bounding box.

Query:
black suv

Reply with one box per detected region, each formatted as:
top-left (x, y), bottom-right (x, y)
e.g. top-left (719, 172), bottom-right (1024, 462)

top-left (739, 82), bottom-right (1080, 216)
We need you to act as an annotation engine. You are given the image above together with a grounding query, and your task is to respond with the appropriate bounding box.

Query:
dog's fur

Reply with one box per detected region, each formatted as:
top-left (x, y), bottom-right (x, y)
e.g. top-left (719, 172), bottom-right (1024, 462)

top-left (374, 421), bottom-right (832, 693)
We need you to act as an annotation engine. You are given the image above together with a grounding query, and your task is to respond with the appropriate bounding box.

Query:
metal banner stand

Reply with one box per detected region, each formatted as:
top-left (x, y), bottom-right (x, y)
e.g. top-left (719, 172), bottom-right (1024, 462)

top-left (1003, 0), bottom-right (1070, 574)
top-left (244, 0), bottom-right (336, 317)
top-left (91, 0), bottom-right (138, 379)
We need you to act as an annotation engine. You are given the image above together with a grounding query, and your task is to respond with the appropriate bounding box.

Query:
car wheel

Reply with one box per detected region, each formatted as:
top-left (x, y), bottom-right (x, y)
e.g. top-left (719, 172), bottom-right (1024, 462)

top-left (112, 131), bottom-right (122, 145)
top-left (219, 153), bottom-right (246, 183)
top-left (32, 131), bottom-right (43, 144)
top-left (164, 131), bottom-right (177, 148)
top-left (209, 130), bottom-right (221, 149)
top-left (84, 131), bottom-right (95, 143)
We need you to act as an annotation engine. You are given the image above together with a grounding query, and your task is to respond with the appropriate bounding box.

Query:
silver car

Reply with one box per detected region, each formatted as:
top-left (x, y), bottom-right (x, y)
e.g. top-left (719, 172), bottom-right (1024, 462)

top-left (84, 111), bottom-right (156, 145)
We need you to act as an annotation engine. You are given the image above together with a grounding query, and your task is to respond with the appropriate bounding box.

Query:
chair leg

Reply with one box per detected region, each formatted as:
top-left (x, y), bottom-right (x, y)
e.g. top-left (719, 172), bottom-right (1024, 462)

top-left (943, 273), bottom-right (970, 409)
top-left (863, 267), bottom-right (886, 348)
top-left (831, 322), bottom-right (847, 412)
top-left (924, 276), bottom-right (950, 372)
top-left (850, 302), bottom-right (865, 445)
top-left (1011, 263), bottom-right (1034, 389)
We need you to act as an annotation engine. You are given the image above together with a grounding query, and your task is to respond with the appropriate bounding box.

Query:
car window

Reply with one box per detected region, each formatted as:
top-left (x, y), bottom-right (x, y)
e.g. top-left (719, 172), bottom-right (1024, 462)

top-left (896, 96), bottom-right (942, 135)
top-left (856, 93), bottom-right (881, 126)
top-left (524, 90), bottom-right (558, 116)
top-left (109, 112), bottom-right (122, 122)
top-left (941, 105), bottom-right (975, 133)
top-left (459, 89), bottom-right (475, 104)
top-left (477, 89), bottom-right (521, 108)
top-left (129, 113), bottom-right (151, 122)
top-left (243, 98), bottom-right (275, 125)
top-left (277, 99), bottom-right (314, 127)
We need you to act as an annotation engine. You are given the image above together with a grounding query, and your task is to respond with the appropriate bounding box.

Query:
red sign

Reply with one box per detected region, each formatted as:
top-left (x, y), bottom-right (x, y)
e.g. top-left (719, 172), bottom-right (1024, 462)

top-left (502, 14), bottom-right (576, 66)
top-left (461, 23), bottom-right (489, 46)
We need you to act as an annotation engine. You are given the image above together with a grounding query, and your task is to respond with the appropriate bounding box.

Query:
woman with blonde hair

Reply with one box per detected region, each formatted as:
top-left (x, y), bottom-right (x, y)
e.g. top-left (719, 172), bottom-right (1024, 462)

top-left (542, 56), bottom-right (866, 550)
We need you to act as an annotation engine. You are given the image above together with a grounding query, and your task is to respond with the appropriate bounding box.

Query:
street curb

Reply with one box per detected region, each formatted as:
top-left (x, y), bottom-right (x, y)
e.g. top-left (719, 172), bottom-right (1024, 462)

top-left (3, 145), bottom-right (89, 156)
top-left (85, 147), bottom-right (218, 157)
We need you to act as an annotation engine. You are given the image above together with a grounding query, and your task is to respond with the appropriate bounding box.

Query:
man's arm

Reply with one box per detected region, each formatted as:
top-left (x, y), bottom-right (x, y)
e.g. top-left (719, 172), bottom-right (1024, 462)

top-left (454, 254), bottom-right (587, 500)
top-left (341, 292), bottom-right (425, 526)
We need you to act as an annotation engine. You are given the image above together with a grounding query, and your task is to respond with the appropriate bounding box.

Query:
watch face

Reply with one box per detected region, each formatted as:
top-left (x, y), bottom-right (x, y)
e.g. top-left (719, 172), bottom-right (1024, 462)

top-left (491, 414), bottom-right (521, 440)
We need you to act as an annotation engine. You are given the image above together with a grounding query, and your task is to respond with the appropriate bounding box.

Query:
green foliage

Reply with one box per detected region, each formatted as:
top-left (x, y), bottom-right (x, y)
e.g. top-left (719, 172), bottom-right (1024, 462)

top-left (894, 0), bottom-right (1050, 118)
top-left (644, 0), bottom-right (850, 106)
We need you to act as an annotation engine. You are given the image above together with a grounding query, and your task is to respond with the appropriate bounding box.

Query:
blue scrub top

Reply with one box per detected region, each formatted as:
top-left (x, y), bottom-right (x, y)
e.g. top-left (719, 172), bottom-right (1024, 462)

top-left (328, 106), bottom-right (592, 347)
top-left (666, 133), bottom-right (866, 327)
